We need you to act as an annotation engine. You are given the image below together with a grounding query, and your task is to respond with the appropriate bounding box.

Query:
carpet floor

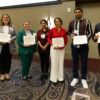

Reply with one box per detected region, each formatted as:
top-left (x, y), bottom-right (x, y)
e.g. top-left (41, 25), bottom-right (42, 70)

top-left (0, 59), bottom-right (100, 100)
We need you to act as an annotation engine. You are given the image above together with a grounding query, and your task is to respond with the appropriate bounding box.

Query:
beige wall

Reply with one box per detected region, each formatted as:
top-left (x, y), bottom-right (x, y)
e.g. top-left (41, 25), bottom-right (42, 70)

top-left (0, 1), bottom-right (75, 59)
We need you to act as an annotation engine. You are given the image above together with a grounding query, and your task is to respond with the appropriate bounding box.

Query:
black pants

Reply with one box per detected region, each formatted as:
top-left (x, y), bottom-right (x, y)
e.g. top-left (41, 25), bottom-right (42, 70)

top-left (39, 53), bottom-right (50, 74)
top-left (0, 44), bottom-right (12, 74)
top-left (71, 44), bottom-right (89, 79)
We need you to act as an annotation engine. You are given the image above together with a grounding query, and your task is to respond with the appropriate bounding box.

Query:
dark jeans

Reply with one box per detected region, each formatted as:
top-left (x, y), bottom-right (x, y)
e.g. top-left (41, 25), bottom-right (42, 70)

top-left (71, 44), bottom-right (89, 79)
top-left (0, 44), bottom-right (12, 74)
top-left (39, 53), bottom-right (50, 74)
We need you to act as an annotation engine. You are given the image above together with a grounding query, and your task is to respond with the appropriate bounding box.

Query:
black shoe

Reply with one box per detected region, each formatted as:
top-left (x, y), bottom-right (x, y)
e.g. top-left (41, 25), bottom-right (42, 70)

top-left (53, 82), bottom-right (58, 86)
top-left (40, 75), bottom-right (44, 81)
top-left (27, 75), bottom-right (32, 79)
top-left (58, 80), bottom-right (64, 85)
top-left (23, 76), bottom-right (28, 81)
top-left (44, 75), bottom-right (48, 80)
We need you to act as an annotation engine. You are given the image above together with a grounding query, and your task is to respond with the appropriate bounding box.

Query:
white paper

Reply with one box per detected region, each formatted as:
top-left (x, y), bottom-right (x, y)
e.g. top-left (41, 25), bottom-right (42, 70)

top-left (3, 26), bottom-right (9, 34)
top-left (73, 35), bottom-right (88, 45)
top-left (23, 35), bottom-right (36, 45)
top-left (0, 33), bottom-right (11, 43)
top-left (52, 37), bottom-right (64, 48)
top-left (95, 32), bottom-right (100, 37)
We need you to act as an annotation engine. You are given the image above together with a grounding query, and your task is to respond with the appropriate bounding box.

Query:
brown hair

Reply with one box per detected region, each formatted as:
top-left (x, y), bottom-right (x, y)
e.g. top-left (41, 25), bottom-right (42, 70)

top-left (23, 20), bottom-right (31, 25)
top-left (54, 17), bottom-right (63, 25)
top-left (0, 13), bottom-right (12, 26)
top-left (40, 19), bottom-right (48, 25)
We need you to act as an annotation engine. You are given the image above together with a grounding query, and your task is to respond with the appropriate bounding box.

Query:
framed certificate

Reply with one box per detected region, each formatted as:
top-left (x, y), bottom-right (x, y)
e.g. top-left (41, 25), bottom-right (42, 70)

top-left (52, 37), bottom-right (64, 48)
top-left (0, 33), bottom-right (11, 43)
top-left (23, 35), bottom-right (36, 45)
top-left (73, 35), bottom-right (88, 45)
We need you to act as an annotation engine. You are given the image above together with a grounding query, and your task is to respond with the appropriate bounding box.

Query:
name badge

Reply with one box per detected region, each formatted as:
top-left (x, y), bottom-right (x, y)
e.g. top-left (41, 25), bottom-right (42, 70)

top-left (73, 30), bottom-right (79, 35)
top-left (41, 34), bottom-right (45, 39)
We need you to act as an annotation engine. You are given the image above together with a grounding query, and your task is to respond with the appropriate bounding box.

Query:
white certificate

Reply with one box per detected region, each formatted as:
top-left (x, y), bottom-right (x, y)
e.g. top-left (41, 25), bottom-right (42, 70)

top-left (23, 35), bottom-right (36, 45)
top-left (73, 35), bottom-right (88, 45)
top-left (0, 33), bottom-right (11, 43)
top-left (52, 37), bottom-right (64, 48)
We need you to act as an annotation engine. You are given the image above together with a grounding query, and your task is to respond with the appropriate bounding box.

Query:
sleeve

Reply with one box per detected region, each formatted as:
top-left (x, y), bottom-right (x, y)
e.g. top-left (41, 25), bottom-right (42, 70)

top-left (86, 20), bottom-right (93, 40)
top-left (68, 21), bottom-right (73, 36)
top-left (37, 31), bottom-right (41, 41)
top-left (64, 30), bottom-right (68, 46)
top-left (11, 25), bottom-right (16, 41)
top-left (92, 24), bottom-right (98, 42)
top-left (16, 31), bottom-right (24, 47)
top-left (47, 30), bottom-right (52, 45)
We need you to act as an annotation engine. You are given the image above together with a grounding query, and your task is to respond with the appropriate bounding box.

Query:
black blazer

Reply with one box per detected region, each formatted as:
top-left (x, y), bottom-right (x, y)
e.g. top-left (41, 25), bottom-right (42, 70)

top-left (92, 23), bottom-right (100, 56)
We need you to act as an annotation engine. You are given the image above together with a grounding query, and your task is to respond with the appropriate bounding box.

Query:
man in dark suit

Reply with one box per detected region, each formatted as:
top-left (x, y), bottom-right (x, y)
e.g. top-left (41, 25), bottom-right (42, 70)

top-left (92, 23), bottom-right (100, 56)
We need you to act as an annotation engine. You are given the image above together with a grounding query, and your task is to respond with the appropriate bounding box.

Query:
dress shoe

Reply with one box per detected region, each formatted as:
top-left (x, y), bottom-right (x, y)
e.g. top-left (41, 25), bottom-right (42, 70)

top-left (0, 75), bottom-right (5, 81)
top-left (5, 74), bottom-right (10, 80)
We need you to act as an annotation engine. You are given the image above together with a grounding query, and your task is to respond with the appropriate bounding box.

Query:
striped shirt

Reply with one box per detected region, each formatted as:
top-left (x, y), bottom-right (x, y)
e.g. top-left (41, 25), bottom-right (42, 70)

top-left (68, 18), bottom-right (93, 40)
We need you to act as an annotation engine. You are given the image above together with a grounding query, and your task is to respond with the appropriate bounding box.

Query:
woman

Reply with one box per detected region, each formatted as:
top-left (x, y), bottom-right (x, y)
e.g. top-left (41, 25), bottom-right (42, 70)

top-left (0, 14), bottom-right (16, 81)
top-left (37, 19), bottom-right (50, 81)
top-left (17, 21), bottom-right (36, 80)
top-left (48, 17), bottom-right (68, 85)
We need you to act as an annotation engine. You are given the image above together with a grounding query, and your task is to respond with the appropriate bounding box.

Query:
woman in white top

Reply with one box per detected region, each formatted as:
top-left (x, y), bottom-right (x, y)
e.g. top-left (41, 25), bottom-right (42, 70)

top-left (0, 14), bottom-right (16, 81)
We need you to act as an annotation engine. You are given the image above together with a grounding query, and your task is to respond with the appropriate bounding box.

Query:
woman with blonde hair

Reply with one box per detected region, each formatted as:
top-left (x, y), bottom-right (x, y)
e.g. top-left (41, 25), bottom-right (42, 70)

top-left (0, 14), bottom-right (16, 81)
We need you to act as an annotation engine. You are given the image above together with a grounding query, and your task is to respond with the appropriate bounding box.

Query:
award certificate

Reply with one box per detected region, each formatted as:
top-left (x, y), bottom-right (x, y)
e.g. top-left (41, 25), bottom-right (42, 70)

top-left (52, 37), bottom-right (64, 48)
top-left (0, 33), bottom-right (11, 43)
top-left (73, 35), bottom-right (88, 45)
top-left (24, 35), bottom-right (36, 45)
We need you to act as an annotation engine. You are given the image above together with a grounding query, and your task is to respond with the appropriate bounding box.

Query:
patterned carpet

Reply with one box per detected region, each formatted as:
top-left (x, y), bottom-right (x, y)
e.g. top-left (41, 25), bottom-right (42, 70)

top-left (0, 59), bottom-right (100, 100)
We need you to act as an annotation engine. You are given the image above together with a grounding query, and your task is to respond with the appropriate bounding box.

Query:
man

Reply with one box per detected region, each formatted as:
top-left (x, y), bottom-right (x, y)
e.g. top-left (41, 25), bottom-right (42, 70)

top-left (68, 7), bottom-right (93, 88)
top-left (92, 23), bottom-right (100, 56)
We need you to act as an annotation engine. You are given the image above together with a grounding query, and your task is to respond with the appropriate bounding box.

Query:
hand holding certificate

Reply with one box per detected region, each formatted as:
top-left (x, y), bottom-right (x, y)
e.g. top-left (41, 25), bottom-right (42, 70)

top-left (95, 32), bottom-right (100, 43)
top-left (0, 33), bottom-right (11, 43)
top-left (23, 35), bottom-right (36, 46)
top-left (73, 35), bottom-right (88, 45)
top-left (52, 37), bottom-right (64, 48)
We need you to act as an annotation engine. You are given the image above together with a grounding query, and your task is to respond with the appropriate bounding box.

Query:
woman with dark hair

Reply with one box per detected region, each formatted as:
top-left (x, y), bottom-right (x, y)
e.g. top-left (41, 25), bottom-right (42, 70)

top-left (0, 14), bottom-right (16, 81)
top-left (37, 19), bottom-right (50, 81)
top-left (48, 17), bottom-right (68, 85)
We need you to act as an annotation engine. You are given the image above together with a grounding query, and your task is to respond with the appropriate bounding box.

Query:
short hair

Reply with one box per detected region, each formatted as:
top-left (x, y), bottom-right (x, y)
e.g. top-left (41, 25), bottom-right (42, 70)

top-left (40, 19), bottom-right (48, 25)
top-left (74, 7), bottom-right (83, 13)
top-left (54, 17), bottom-right (63, 25)
top-left (23, 20), bottom-right (30, 25)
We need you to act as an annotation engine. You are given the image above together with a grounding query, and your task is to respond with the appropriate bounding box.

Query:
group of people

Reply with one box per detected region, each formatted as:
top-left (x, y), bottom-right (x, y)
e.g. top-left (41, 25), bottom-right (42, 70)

top-left (0, 7), bottom-right (100, 89)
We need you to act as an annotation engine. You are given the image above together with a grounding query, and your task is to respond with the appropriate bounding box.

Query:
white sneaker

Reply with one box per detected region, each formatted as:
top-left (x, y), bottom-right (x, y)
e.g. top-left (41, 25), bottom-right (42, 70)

top-left (81, 79), bottom-right (88, 89)
top-left (70, 78), bottom-right (78, 87)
